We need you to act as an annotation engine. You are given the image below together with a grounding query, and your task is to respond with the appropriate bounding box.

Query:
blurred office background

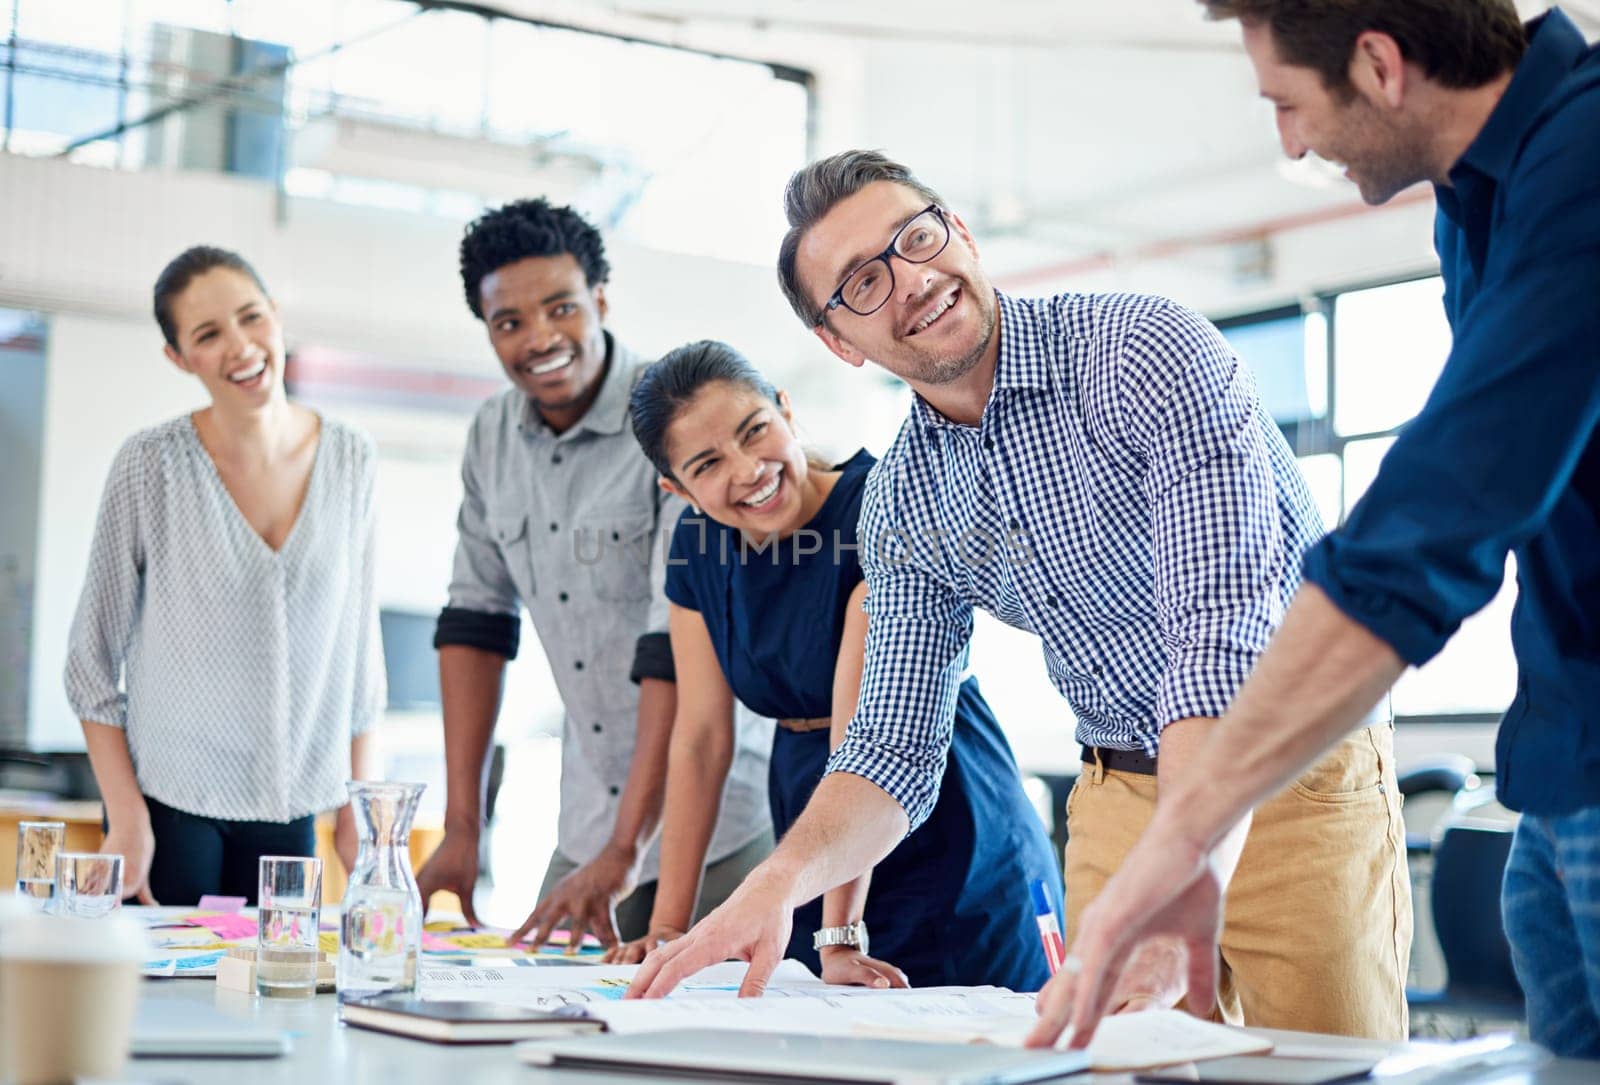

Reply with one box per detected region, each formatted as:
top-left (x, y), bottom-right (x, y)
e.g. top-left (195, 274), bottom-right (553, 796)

top-left (4, 0), bottom-right (1594, 1034)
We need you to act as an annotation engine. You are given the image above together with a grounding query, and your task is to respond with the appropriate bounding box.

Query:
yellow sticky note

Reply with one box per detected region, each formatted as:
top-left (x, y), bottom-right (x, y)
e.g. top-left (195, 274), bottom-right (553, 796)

top-left (319, 932), bottom-right (340, 955)
top-left (444, 933), bottom-right (509, 950)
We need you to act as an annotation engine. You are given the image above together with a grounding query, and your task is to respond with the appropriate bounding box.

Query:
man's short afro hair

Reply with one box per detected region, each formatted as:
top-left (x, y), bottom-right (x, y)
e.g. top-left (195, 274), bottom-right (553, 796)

top-left (458, 198), bottom-right (611, 319)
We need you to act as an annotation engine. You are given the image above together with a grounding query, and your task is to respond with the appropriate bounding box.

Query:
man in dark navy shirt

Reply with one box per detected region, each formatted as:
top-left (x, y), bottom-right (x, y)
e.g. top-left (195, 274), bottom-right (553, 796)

top-left (1041, 2), bottom-right (1600, 1059)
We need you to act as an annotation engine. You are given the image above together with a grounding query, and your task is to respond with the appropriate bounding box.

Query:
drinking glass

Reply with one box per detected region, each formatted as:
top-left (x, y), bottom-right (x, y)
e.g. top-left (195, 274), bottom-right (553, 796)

top-left (56, 853), bottom-right (124, 918)
top-left (14, 822), bottom-right (66, 911)
top-left (256, 855), bottom-right (321, 998)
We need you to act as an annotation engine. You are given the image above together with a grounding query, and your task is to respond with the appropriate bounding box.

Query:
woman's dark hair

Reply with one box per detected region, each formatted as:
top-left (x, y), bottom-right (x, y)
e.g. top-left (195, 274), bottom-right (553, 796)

top-left (458, 198), bottom-right (611, 319)
top-left (152, 246), bottom-right (270, 349)
top-left (630, 340), bottom-right (779, 481)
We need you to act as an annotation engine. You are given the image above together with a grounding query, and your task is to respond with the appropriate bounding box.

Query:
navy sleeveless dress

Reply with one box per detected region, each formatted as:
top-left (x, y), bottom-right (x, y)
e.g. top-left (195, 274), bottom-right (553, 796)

top-left (665, 449), bottom-right (1062, 991)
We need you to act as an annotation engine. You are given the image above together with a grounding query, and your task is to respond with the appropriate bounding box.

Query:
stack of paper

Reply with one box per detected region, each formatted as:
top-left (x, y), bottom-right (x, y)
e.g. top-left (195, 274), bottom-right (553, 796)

top-left (584, 986), bottom-right (1269, 1071)
top-left (417, 959), bottom-right (826, 1008)
top-left (847, 1007), bottom-right (1273, 1071)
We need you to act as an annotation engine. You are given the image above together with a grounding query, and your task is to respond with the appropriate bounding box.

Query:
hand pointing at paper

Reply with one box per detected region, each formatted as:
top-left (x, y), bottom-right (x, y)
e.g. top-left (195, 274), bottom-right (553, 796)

top-left (1026, 821), bottom-right (1225, 1049)
top-left (626, 868), bottom-right (795, 999)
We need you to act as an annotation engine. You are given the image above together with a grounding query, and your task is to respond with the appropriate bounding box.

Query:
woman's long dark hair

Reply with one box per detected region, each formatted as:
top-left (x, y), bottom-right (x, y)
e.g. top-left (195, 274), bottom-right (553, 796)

top-left (630, 340), bottom-right (781, 481)
top-left (153, 245), bottom-right (269, 348)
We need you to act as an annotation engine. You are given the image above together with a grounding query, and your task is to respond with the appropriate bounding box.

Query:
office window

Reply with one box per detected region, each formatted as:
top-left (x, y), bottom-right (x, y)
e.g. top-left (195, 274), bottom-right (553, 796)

top-left (482, 19), bottom-right (809, 262)
top-left (1218, 308), bottom-right (1325, 429)
top-left (3, 1), bottom-right (811, 261)
top-left (1224, 276), bottom-right (1517, 720)
top-left (5, 1), bottom-right (124, 155)
top-left (1294, 453), bottom-right (1341, 533)
top-left (327, 3), bottom-right (487, 131)
top-left (1333, 276), bottom-right (1452, 437)
top-left (1340, 435), bottom-right (1396, 516)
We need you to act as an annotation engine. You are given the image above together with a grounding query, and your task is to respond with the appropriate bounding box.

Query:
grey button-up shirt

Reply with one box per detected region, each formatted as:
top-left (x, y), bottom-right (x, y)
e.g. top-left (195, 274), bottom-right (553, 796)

top-left (442, 336), bottom-right (772, 883)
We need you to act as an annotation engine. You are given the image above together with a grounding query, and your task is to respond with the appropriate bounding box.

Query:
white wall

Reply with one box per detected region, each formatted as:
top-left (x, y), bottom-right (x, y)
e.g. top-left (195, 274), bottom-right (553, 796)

top-left (27, 312), bottom-right (206, 749)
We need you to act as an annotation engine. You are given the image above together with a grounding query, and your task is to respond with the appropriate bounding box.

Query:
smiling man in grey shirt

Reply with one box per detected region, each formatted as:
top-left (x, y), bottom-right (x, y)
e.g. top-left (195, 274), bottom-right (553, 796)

top-left (415, 199), bottom-right (773, 949)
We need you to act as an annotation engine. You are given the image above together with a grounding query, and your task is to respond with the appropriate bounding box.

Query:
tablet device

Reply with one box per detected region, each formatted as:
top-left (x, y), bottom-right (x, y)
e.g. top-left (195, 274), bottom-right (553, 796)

top-left (516, 1028), bottom-right (1091, 1085)
top-left (130, 998), bottom-right (290, 1058)
top-left (1134, 1055), bottom-right (1375, 1085)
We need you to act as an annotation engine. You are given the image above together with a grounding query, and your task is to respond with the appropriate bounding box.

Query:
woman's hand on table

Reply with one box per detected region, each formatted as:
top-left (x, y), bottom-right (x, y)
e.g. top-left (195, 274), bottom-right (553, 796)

top-left (100, 811), bottom-right (157, 905)
top-left (819, 946), bottom-right (909, 989)
top-left (605, 922), bottom-right (686, 964)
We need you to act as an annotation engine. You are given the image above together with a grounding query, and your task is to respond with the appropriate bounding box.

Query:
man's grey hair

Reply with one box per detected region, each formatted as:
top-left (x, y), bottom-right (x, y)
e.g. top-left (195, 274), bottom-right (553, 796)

top-left (776, 150), bottom-right (946, 327)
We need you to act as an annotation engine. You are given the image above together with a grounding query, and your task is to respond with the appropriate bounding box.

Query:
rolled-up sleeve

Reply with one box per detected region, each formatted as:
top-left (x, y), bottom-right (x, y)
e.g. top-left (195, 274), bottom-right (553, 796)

top-left (1304, 128), bottom-right (1600, 665)
top-left (630, 490), bottom-right (686, 684)
top-left (1118, 302), bottom-right (1295, 729)
top-left (64, 439), bottom-right (148, 729)
top-left (823, 463), bottom-right (972, 833)
top-left (435, 417), bottom-right (522, 659)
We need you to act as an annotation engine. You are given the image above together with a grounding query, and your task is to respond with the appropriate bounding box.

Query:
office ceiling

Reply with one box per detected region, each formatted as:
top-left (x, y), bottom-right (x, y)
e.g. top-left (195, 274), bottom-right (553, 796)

top-left (456, 1), bottom-right (1596, 290)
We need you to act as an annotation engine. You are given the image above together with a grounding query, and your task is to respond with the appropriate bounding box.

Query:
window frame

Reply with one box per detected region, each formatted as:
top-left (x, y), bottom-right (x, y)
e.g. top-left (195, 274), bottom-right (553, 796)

top-left (0, 1), bottom-right (816, 186)
top-left (1219, 269), bottom-right (1516, 727)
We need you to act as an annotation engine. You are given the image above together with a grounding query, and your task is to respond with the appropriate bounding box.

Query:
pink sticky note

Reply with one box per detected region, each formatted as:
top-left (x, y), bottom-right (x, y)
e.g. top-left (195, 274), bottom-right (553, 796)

top-left (547, 928), bottom-right (605, 949)
top-left (197, 895), bottom-right (247, 913)
top-left (184, 912), bottom-right (259, 941)
top-left (420, 932), bottom-right (456, 952)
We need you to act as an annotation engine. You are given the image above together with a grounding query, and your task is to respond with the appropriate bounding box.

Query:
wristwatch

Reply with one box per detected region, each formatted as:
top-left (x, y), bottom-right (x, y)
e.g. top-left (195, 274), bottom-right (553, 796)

top-left (812, 920), bottom-right (869, 955)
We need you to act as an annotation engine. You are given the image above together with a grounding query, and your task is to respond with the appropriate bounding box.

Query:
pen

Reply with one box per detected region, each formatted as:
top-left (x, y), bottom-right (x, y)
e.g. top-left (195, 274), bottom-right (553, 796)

top-left (1030, 878), bottom-right (1067, 976)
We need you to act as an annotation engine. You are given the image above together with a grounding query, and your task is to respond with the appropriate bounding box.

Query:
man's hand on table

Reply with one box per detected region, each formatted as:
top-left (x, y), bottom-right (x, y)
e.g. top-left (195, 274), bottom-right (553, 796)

top-left (625, 869), bottom-right (793, 999)
top-left (1026, 826), bottom-right (1223, 1049)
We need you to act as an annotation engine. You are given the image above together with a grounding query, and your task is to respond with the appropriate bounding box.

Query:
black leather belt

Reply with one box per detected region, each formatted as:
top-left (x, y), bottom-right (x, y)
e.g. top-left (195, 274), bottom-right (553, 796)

top-left (1081, 744), bottom-right (1158, 777)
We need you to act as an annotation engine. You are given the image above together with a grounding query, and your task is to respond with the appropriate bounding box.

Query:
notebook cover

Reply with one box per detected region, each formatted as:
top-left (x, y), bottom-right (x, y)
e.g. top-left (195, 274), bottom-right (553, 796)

top-left (339, 996), bottom-right (604, 1044)
top-left (345, 996), bottom-right (584, 1024)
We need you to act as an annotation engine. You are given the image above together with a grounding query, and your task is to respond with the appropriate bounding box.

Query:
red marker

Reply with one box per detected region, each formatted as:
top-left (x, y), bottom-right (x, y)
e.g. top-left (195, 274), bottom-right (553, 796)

top-left (1031, 878), bottom-right (1066, 975)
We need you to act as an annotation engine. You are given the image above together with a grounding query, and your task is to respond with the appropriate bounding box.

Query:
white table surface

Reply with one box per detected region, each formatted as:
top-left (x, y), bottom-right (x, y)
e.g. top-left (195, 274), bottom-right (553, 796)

top-left (124, 977), bottom-right (1595, 1085)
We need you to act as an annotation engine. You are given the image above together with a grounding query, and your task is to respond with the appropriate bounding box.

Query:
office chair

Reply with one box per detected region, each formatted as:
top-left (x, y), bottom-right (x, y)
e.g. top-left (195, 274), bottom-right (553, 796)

top-left (1398, 754), bottom-right (1479, 856)
top-left (1406, 796), bottom-right (1525, 1035)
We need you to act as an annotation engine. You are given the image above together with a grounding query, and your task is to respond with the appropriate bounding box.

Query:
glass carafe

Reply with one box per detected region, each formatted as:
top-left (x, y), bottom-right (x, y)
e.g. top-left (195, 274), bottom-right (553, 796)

top-left (338, 781), bottom-right (425, 1000)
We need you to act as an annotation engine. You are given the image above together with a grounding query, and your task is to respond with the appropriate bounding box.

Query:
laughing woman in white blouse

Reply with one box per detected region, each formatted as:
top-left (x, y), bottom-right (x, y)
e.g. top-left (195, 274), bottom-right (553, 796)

top-left (64, 246), bottom-right (384, 905)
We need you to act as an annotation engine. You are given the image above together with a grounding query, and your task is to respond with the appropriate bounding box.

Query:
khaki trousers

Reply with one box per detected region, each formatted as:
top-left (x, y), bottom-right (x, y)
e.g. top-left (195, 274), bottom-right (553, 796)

top-left (1064, 724), bottom-right (1412, 1040)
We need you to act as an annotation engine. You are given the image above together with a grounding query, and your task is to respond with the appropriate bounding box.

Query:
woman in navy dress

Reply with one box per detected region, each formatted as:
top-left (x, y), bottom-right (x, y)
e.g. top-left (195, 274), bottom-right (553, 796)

top-left (611, 339), bottom-right (1060, 991)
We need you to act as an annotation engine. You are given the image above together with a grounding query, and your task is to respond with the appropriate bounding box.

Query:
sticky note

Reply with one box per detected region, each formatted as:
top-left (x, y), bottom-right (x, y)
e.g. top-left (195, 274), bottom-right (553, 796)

top-left (174, 951), bottom-right (227, 971)
top-left (184, 912), bottom-right (259, 941)
top-left (197, 895), bottom-right (248, 913)
top-left (441, 932), bottom-right (511, 950)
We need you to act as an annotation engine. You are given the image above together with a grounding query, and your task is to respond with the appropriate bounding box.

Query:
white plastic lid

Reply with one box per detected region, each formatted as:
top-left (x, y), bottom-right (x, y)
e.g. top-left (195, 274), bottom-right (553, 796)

top-left (0, 910), bottom-right (149, 964)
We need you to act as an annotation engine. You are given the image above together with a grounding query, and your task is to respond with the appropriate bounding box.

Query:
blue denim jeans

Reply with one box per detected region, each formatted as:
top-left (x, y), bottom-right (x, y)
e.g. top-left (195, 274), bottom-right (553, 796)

top-left (1502, 806), bottom-right (1600, 1059)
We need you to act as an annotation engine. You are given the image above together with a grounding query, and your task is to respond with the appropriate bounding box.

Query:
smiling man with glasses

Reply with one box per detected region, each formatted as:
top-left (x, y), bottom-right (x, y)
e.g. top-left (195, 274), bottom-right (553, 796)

top-left (628, 150), bottom-right (1411, 1041)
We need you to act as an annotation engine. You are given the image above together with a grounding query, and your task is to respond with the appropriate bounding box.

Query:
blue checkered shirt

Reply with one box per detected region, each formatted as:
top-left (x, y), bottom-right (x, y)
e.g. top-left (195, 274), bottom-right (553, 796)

top-left (826, 290), bottom-right (1325, 830)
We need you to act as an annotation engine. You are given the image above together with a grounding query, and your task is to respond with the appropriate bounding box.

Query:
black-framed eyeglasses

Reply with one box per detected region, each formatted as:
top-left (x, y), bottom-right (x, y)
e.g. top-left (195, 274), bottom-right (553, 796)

top-left (813, 204), bottom-right (951, 326)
